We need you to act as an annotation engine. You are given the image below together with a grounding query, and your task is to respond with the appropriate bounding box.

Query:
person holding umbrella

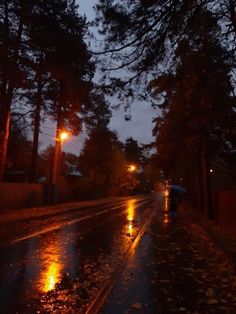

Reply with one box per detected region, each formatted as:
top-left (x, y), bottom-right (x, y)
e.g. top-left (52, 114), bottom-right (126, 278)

top-left (168, 185), bottom-right (186, 221)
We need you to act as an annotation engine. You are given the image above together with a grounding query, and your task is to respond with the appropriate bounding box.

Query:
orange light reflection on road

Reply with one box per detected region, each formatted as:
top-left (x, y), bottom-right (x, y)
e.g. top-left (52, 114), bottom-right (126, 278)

top-left (163, 192), bottom-right (169, 224)
top-left (37, 240), bottom-right (62, 293)
top-left (127, 222), bottom-right (133, 235)
top-left (163, 213), bottom-right (169, 224)
top-left (43, 262), bottom-right (60, 292)
top-left (126, 199), bottom-right (135, 236)
top-left (165, 195), bottom-right (168, 211)
top-left (127, 199), bottom-right (135, 221)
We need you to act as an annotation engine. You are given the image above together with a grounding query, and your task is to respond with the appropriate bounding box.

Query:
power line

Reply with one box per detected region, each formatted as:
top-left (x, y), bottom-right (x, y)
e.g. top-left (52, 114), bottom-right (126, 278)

top-left (40, 130), bottom-right (83, 154)
top-left (68, 139), bottom-right (83, 148)
top-left (39, 130), bottom-right (55, 139)
top-left (63, 141), bottom-right (83, 154)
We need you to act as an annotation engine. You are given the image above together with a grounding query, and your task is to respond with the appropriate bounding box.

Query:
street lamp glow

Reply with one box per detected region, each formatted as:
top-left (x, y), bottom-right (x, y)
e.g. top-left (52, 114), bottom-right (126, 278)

top-left (60, 131), bottom-right (68, 142)
top-left (128, 164), bottom-right (136, 172)
top-left (210, 169), bottom-right (213, 173)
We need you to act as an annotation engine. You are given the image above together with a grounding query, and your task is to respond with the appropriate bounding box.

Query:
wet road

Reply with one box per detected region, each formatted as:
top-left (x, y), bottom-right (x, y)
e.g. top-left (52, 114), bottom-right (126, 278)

top-left (0, 195), bottom-right (156, 313)
top-left (102, 197), bottom-right (236, 314)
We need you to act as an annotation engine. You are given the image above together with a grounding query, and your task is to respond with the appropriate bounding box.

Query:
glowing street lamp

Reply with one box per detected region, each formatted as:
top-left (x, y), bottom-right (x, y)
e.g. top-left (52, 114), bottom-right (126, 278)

top-left (128, 164), bottom-right (136, 172)
top-left (60, 131), bottom-right (68, 142)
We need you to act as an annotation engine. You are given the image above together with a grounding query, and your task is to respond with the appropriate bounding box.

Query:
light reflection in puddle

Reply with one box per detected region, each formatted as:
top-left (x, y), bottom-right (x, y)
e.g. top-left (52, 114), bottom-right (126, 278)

top-left (164, 195), bottom-right (169, 211)
top-left (126, 199), bottom-right (136, 236)
top-left (163, 194), bottom-right (170, 224)
top-left (42, 261), bottom-right (61, 292)
top-left (127, 221), bottom-right (133, 236)
top-left (37, 238), bottom-right (63, 293)
top-left (127, 199), bottom-right (135, 221)
top-left (163, 213), bottom-right (170, 224)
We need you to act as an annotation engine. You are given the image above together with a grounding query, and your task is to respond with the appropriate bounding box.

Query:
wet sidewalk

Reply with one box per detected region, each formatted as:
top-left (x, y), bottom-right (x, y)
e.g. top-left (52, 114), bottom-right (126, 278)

top-left (101, 197), bottom-right (236, 314)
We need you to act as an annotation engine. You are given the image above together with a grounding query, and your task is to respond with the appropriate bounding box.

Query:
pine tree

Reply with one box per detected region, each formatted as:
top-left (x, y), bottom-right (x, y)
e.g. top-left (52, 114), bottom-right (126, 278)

top-left (151, 9), bottom-right (235, 217)
top-left (95, 0), bottom-right (236, 100)
top-left (0, 0), bottom-right (32, 180)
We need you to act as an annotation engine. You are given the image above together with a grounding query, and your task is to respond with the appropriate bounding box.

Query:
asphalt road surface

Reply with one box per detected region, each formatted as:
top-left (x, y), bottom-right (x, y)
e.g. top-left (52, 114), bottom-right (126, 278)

top-left (0, 195), bottom-right (155, 313)
top-left (1, 194), bottom-right (236, 314)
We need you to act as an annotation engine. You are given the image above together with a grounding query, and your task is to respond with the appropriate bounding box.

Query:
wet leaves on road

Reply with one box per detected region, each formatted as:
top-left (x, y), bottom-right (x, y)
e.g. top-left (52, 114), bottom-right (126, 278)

top-left (102, 200), bottom-right (236, 314)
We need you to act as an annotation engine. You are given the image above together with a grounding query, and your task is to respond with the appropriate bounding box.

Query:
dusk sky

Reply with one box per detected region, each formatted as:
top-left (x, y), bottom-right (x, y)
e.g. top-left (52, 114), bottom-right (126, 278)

top-left (78, 0), bottom-right (157, 142)
top-left (40, 0), bottom-right (157, 155)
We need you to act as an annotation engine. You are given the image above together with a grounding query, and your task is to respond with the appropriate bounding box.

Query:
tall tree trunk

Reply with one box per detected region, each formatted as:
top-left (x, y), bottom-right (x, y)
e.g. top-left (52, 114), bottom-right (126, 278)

top-left (0, 1), bottom-right (10, 181)
top-left (0, 2), bottom-right (24, 181)
top-left (201, 138), bottom-right (213, 219)
top-left (51, 123), bottom-right (62, 185)
top-left (229, 0), bottom-right (236, 35)
top-left (201, 139), bottom-right (208, 216)
top-left (187, 149), bottom-right (195, 207)
top-left (50, 102), bottom-right (63, 204)
top-left (196, 149), bottom-right (204, 212)
top-left (51, 80), bottom-right (64, 185)
top-left (187, 147), bottom-right (201, 211)
top-left (29, 61), bottom-right (43, 182)
top-left (0, 102), bottom-right (10, 180)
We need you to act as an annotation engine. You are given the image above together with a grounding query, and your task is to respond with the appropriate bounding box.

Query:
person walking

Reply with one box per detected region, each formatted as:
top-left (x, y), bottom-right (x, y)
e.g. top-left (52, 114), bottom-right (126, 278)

top-left (169, 188), bottom-right (181, 221)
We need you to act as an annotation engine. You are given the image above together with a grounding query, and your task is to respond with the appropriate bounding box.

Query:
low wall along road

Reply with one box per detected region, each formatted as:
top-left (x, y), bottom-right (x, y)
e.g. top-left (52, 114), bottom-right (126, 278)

top-left (0, 184), bottom-right (235, 236)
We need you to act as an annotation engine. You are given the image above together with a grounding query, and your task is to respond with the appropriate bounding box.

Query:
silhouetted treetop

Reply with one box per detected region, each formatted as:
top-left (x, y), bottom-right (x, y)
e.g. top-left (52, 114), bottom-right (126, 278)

top-left (95, 0), bottom-right (236, 101)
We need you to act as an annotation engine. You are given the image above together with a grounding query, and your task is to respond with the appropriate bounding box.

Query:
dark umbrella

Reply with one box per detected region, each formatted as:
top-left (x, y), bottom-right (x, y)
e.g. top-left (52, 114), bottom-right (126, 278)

top-left (169, 184), bottom-right (186, 193)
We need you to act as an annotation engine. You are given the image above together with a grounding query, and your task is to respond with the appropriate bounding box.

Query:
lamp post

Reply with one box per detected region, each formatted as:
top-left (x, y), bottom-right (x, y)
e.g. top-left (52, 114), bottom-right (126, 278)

top-left (51, 130), bottom-right (68, 203)
top-left (127, 164), bottom-right (138, 195)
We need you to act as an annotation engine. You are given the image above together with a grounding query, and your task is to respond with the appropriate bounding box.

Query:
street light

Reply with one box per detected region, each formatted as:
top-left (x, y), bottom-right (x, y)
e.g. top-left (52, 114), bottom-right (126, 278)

top-left (128, 164), bottom-right (136, 172)
top-left (60, 131), bottom-right (68, 142)
top-left (51, 130), bottom-right (69, 203)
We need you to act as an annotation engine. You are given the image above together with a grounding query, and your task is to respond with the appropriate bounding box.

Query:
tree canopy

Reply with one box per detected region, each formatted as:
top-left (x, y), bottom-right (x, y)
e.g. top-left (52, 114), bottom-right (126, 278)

top-left (0, 0), bottom-right (99, 181)
top-left (95, 0), bottom-right (236, 101)
top-left (150, 8), bottom-right (236, 216)
top-left (78, 127), bottom-right (139, 196)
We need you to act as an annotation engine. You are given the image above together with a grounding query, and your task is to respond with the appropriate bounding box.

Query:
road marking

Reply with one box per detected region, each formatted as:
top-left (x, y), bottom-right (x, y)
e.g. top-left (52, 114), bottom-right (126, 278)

top-left (85, 207), bottom-right (156, 314)
top-left (9, 199), bottom-right (149, 245)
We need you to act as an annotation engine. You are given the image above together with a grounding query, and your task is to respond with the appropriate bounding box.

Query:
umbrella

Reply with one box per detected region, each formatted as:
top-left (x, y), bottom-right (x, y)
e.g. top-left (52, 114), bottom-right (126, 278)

top-left (169, 184), bottom-right (186, 193)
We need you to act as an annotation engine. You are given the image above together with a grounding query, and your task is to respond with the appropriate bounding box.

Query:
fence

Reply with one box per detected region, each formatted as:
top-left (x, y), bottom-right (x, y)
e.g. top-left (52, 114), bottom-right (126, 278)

top-left (0, 181), bottom-right (94, 211)
top-left (213, 190), bottom-right (236, 235)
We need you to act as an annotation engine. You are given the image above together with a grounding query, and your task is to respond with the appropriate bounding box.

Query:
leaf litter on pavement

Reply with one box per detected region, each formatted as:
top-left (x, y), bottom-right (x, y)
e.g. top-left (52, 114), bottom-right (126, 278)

top-left (101, 201), bottom-right (236, 314)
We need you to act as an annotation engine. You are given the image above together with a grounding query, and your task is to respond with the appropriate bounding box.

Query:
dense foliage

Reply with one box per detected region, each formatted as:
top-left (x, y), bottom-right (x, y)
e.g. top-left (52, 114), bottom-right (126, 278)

top-left (95, 0), bottom-right (236, 99)
top-left (0, 0), bottom-right (98, 181)
top-left (95, 1), bottom-right (236, 215)
top-left (78, 128), bottom-right (139, 196)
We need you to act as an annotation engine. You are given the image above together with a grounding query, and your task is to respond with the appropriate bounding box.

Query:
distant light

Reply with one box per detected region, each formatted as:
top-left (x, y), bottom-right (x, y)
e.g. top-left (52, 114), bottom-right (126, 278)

top-left (210, 169), bottom-right (213, 173)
